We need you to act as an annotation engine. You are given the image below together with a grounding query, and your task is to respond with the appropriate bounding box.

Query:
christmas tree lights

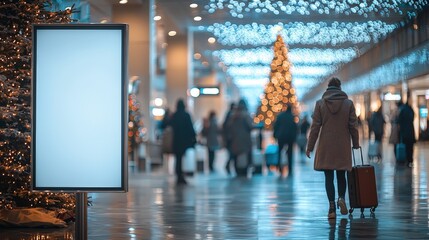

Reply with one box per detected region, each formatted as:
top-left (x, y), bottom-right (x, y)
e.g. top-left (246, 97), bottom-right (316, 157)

top-left (128, 94), bottom-right (145, 154)
top-left (0, 0), bottom-right (75, 214)
top-left (254, 35), bottom-right (298, 129)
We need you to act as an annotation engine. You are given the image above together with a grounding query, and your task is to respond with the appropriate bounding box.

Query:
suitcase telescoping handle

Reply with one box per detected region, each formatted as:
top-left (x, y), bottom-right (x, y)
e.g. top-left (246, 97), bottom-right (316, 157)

top-left (351, 147), bottom-right (364, 166)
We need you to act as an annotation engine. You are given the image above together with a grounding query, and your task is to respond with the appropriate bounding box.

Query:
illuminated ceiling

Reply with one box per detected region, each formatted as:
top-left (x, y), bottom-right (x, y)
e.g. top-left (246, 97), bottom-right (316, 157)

top-left (155, 0), bottom-right (428, 109)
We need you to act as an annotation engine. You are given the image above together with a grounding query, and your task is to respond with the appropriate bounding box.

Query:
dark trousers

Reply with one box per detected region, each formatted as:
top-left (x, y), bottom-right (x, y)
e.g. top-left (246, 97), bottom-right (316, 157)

top-left (405, 142), bottom-right (414, 163)
top-left (324, 170), bottom-right (346, 202)
top-left (233, 150), bottom-right (252, 176)
top-left (225, 142), bottom-right (233, 171)
top-left (278, 141), bottom-right (294, 174)
top-left (374, 133), bottom-right (383, 142)
top-left (208, 149), bottom-right (215, 171)
top-left (174, 151), bottom-right (184, 179)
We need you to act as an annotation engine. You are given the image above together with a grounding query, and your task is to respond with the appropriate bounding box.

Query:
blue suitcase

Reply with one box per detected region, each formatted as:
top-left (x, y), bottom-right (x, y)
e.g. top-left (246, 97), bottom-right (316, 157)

top-left (395, 142), bottom-right (406, 163)
top-left (264, 144), bottom-right (279, 166)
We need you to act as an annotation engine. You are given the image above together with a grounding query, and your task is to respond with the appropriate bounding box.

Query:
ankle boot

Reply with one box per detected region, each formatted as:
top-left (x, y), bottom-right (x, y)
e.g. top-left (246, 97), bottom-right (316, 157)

top-left (337, 197), bottom-right (348, 215)
top-left (328, 201), bottom-right (336, 219)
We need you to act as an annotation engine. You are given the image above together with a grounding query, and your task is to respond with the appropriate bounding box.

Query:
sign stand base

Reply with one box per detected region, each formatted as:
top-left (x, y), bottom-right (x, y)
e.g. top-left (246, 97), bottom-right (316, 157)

top-left (75, 192), bottom-right (88, 240)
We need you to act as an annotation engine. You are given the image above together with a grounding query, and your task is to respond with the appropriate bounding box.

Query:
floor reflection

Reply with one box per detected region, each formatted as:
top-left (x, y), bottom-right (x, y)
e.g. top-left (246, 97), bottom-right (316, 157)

top-left (1, 141), bottom-right (429, 239)
top-left (0, 225), bottom-right (74, 240)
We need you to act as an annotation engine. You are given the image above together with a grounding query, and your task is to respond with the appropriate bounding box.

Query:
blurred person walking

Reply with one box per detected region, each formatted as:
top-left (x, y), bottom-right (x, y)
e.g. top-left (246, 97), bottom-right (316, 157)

top-left (227, 99), bottom-right (253, 177)
top-left (397, 98), bottom-right (416, 167)
top-left (273, 105), bottom-right (298, 176)
top-left (306, 77), bottom-right (360, 219)
top-left (160, 108), bottom-right (174, 154)
top-left (297, 115), bottom-right (310, 162)
top-left (201, 110), bottom-right (221, 172)
top-left (169, 99), bottom-right (196, 185)
top-left (222, 102), bottom-right (236, 174)
top-left (389, 101), bottom-right (402, 159)
top-left (370, 106), bottom-right (386, 142)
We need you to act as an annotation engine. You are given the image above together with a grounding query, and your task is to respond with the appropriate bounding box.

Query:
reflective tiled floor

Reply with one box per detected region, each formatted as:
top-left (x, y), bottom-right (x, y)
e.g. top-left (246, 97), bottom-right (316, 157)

top-left (2, 141), bottom-right (429, 239)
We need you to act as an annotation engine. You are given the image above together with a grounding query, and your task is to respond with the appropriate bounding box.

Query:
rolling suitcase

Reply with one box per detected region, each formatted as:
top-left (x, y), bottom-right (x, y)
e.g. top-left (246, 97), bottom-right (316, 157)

top-left (367, 140), bottom-right (381, 161)
top-left (348, 147), bottom-right (378, 217)
top-left (264, 144), bottom-right (279, 167)
top-left (395, 142), bottom-right (406, 163)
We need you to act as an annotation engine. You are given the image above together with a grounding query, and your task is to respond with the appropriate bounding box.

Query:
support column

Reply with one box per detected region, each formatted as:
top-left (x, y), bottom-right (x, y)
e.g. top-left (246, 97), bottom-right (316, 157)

top-left (166, 31), bottom-right (194, 115)
top-left (112, 0), bottom-right (156, 140)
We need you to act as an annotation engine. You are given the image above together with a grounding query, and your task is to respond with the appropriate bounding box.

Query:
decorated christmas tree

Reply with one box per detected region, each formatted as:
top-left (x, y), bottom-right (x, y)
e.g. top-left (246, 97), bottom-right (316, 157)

top-left (254, 35), bottom-right (298, 129)
top-left (0, 1), bottom-right (75, 214)
top-left (128, 93), bottom-right (144, 155)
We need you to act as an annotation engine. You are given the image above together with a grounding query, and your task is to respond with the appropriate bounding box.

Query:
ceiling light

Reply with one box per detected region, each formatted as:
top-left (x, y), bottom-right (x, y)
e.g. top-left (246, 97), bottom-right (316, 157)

top-left (154, 16), bottom-right (162, 21)
top-left (189, 88), bottom-right (200, 97)
top-left (100, 19), bottom-right (108, 23)
top-left (190, 3), bottom-right (198, 8)
top-left (119, 0), bottom-right (127, 4)
top-left (154, 98), bottom-right (163, 107)
top-left (194, 16), bottom-right (202, 21)
top-left (168, 31), bottom-right (177, 36)
top-left (208, 37), bottom-right (216, 44)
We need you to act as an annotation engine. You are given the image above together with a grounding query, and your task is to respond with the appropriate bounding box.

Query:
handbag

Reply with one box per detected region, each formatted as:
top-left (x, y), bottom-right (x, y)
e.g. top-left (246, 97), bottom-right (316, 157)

top-left (395, 137), bottom-right (406, 162)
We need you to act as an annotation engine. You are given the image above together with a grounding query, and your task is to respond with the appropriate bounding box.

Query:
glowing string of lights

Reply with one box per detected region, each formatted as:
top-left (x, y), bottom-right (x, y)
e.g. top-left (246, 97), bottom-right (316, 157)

top-left (205, 0), bottom-right (427, 18)
top-left (213, 47), bottom-right (359, 65)
top-left (341, 42), bottom-right (429, 97)
top-left (207, 21), bottom-right (398, 46)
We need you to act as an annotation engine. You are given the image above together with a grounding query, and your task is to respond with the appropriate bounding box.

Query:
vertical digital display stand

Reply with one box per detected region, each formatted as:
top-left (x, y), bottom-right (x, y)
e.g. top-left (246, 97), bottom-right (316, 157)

top-left (32, 24), bottom-right (128, 239)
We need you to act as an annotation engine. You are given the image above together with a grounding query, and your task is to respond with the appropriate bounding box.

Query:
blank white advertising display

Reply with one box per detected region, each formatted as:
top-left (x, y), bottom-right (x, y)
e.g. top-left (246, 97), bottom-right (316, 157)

top-left (32, 24), bottom-right (128, 191)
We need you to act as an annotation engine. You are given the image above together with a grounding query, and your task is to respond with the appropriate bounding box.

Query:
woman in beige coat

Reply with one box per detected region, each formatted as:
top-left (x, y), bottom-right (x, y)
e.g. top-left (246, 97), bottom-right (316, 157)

top-left (306, 77), bottom-right (359, 219)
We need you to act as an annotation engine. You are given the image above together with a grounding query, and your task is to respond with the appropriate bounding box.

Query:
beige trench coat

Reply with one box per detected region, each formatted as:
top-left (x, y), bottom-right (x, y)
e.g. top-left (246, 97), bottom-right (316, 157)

top-left (307, 87), bottom-right (359, 171)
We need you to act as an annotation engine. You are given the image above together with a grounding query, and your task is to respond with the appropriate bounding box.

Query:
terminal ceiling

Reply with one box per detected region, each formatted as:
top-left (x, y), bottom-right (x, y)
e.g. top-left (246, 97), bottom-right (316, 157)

top-left (151, 1), bottom-right (428, 108)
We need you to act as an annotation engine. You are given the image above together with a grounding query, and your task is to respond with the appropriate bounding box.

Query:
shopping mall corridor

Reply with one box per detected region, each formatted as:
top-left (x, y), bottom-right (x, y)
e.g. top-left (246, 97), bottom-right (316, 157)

top-left (2, 141), bottom-right (429, 239)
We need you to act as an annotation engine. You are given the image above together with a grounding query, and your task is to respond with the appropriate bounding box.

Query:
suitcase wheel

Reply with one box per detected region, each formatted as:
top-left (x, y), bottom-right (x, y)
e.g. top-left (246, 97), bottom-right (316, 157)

top-left (360, 208), bottom-right (365, 218)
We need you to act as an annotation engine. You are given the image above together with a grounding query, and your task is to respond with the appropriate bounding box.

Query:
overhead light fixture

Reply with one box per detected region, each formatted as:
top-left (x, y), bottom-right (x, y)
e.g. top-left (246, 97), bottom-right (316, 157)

top-left (154, 15), bottom-right (162, 21)
top-left (208, 37), bottom-right (216, 44)
top-left (152, 108), bottom-right (165, 117)
top-left (100, 19), bottom-right (108, 23)
top-left (119, 0), bottom-right (127, 4)
top-left (384, 92), bottom-right (401, 101)
top-left (190, 3), bottom-right (198, 8)
top-left (153, 97), bottom-right (163, 107)
top-left (189, 88), bottom-right (200, 97)
top-left (168, 31), bottom-right (177, 36)
top-left (194, 16), bottom-right (202, 21)
top-left (200, 87), bottom-right (220, 95)
top-left (190, 86), bottom-right (220, 97)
